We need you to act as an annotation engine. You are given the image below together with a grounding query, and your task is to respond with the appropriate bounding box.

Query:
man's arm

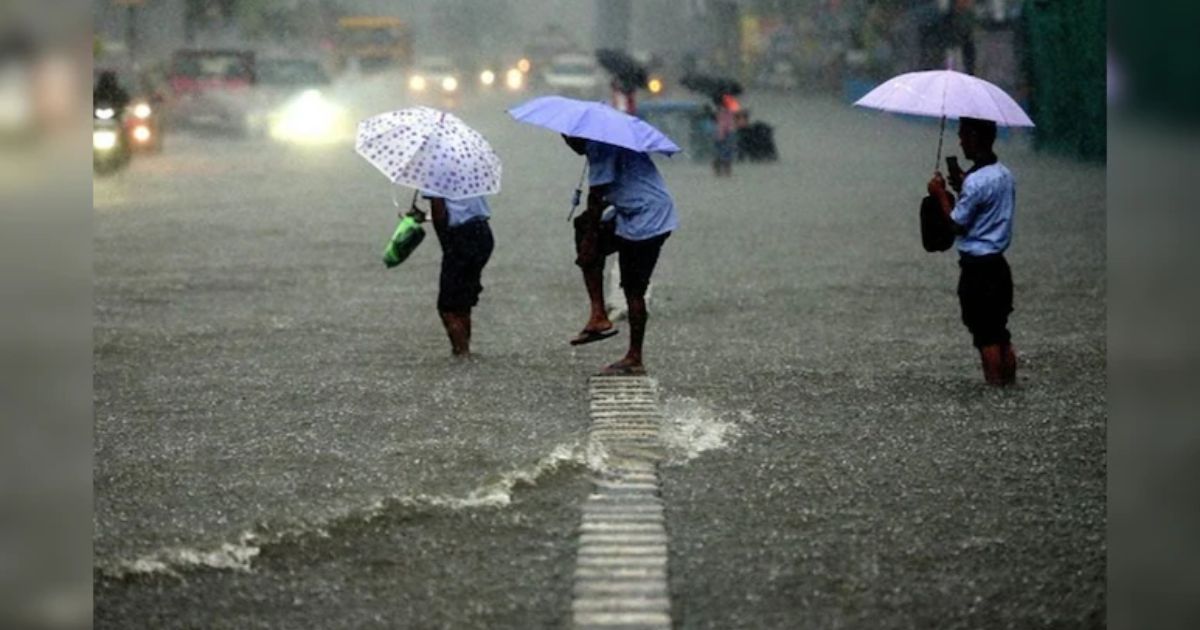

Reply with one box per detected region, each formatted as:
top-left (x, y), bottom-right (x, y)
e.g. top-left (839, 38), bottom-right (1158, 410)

top-left (928, 172), bottom-right (968, 235)
top-left (580, 183), bottom-right (612, 222)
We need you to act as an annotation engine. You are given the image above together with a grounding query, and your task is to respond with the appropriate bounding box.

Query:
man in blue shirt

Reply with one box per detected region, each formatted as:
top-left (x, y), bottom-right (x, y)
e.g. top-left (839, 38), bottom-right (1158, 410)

top-left (563, 135), bottom-right (679, 376)
top-left (927, 117), bottom-right (1017, 385)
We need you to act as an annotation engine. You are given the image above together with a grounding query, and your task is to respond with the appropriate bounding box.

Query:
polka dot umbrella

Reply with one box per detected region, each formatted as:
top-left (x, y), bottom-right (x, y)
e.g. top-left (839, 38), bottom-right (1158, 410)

top-left (355, 106), bottom-right (502, 200)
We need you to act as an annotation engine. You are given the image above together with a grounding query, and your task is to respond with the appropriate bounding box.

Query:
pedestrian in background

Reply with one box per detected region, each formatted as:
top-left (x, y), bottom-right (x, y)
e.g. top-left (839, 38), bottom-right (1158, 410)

top-left (610, 77), bottom-right (636, 115)
top-left (713, 94), bottom-right (739, 176)
top-left (927, 117), bottom-right (1017, 385)
top-left (562, 135), bottom-right (678, 376)
top-left (414, 192), bottom-right (495, 359)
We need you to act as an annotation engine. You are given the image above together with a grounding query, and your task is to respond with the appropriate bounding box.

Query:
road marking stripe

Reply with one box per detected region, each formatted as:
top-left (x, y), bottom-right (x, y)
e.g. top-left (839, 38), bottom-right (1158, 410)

top-left (573, 612), bottom-right (672, 626)
top-left (572, 376), bottom-right (673, 629)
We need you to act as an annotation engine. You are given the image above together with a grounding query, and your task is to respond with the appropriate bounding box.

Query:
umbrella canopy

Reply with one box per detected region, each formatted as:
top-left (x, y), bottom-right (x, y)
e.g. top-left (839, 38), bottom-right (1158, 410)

top-left (680, 73), bottom-right (743, 99)
top-left (507, 95), bottom-right (681, 155)
top-left (853, 69), bottom-right (1034, 127)
top-left (596, 48), bottom-right (648, 92)
top-left (355, 107), bottom-right (502, 200)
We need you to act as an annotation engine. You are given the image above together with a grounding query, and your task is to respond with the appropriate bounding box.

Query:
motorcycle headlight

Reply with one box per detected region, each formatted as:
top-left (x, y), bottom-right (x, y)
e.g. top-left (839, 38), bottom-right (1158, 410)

top-left (132, 125), bottom-right (152, 143)
top-left (648, 78), bottom-right (663, 94)
top-left (409, 75), bottom-right (426, 91)
top-left (441, 76), bottom-right (458, 93)
top-left (93, 129), bottom-right (118, 150)
top-left (480, 70), bottom-right (495, 86)
top-left (133, 103), bottom-right (152, 119)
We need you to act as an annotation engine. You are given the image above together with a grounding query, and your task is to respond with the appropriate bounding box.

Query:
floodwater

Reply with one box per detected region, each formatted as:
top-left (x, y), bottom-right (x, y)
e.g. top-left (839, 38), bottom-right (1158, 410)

top-left (94, 75), bottom-right (1105, 628)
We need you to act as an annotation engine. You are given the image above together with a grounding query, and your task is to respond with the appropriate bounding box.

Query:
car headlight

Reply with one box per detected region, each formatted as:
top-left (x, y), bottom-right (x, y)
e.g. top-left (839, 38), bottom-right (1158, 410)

top-left (94, 107), bottom-right (115, 120)
top-left (271, 89), bottom-right (342, 142)
top-left (441, 76), bottom-right (458, 93)
top-left (505, 68), bottom-right (523, 91)
top-left (93, 129), bottom-right (118, 150)
top-left (517, 58), bottom-right (531, 73)
top-left (480, 70), bottom-right (495, 86)
top-left (409, 75), bottom-right (426, 91)
top-left (133, 102), bottom-right (152, 119)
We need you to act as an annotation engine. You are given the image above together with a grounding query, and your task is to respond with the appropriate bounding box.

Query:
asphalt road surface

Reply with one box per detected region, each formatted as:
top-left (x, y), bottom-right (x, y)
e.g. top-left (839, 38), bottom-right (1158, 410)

top-left (94, 79), bottom-right (1105, 629)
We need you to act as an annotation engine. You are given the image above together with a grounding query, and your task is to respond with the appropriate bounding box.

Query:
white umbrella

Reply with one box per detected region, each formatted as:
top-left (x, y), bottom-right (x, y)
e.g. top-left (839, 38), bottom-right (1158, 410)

top-left (355, 107), bottom-right (502, 200)
top-left (854, 69), bottom-right (1034, 168)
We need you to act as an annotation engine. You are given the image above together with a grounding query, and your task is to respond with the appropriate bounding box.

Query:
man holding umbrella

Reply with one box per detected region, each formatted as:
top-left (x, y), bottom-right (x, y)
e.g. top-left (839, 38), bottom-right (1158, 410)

top-left (355, 106), bottom-right (502, 359)
top-left (927, 117), bottom-right (1017, 386)
top-left (854, 69), bottom-right (1033, 386)
top-left (509, 96), bottom-right (682, 376)
top-left (564, 134), bottom-right (678, 376)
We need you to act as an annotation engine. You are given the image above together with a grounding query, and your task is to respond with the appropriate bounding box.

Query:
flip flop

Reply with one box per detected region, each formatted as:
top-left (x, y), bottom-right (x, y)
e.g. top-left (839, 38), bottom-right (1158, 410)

top-left (570, 328), bottom-right (620, 346)
top-left (596, 361), bottom-right (647, 376)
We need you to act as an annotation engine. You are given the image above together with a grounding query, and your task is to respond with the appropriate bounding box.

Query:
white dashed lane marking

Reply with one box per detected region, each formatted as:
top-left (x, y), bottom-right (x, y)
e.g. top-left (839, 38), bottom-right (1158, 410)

top-left (572, 376), bottom-right (672, 630)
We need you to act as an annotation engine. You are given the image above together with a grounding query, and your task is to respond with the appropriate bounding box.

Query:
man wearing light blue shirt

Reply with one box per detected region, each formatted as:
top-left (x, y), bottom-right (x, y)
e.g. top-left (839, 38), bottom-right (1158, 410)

top-left (928, 117), bottom-right (1017, 386)
top-left (563, 136), bottom-right (678, 376)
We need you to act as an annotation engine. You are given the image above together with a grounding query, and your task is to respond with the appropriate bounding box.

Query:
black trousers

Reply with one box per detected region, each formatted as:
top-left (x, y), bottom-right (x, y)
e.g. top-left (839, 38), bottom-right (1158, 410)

top-left (957, 253), bottom-right (1013, 349)
top-left (438, 219), bottom-right (494, 312)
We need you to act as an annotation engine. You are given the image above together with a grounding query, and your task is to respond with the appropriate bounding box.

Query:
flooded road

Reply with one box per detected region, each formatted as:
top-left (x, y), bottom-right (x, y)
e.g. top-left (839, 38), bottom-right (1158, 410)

top-left (94, 83), bottom-right (1104, 628)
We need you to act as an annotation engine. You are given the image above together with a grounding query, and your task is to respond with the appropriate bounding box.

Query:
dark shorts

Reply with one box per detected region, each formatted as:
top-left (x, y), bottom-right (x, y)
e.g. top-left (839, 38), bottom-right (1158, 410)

top-left (715, 135), bottom-right (736, 163)
top-left (438, 219), bottom-right (494, 312)
top-left (957, 253), bottom-right (1013, 349)
top-left (574, 217), bottom-right (669, 297)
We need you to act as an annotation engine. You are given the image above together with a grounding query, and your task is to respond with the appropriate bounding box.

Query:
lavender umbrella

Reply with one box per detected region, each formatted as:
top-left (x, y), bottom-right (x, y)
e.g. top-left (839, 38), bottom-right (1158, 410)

top-left (355, 107), bottom-right (502, 200)
top-left (853, 69), bottom-right (1034, 168)
top-left (507, 96), bottom-right (681, 155)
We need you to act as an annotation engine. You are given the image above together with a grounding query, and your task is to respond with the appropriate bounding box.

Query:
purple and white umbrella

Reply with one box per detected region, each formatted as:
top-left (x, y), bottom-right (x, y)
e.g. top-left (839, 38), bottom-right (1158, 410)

top-left (853, 69), bottom-right (1034, 167)
top-left (355, 107), bottom-right (502, 200)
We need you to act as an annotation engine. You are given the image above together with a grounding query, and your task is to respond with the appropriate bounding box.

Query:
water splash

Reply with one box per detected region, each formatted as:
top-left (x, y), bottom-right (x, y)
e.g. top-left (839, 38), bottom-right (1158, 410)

top-left (98, 440), bottom-right (599, 579)
top-left (659, 397), bottom-right (741, 464)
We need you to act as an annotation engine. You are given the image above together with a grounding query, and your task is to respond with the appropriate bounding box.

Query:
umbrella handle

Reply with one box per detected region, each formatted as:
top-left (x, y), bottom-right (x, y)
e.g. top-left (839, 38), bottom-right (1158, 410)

top-left (934, 115), bottom-right (946, 172)
top-left (393, 188), bottom-right (420, 216)
top-left (566, 158), bottom-right (588, 222)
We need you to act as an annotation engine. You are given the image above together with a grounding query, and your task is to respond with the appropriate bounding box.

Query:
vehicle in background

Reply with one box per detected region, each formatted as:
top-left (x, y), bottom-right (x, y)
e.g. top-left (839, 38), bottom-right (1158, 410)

top-left (541, 53), bottom-right (602, 99)
top-left (93, 64), bottom-right (166, 153)
top-left (475, 56), bottom-right (526, 93)
top-left (167, 49), bottom-right (256, 134)
top-left (407, 56), bottom-right (462, 102)
top-left (334, 16), bottom-right (413, 74)
top-left (93, 104), bottom-right (130, 175)
top-left (124, 98), bottom-right (163, 153)
top-left (521, 23), bottom-right (577, 86)
top-left (245, 57), bottom-right (346, 144)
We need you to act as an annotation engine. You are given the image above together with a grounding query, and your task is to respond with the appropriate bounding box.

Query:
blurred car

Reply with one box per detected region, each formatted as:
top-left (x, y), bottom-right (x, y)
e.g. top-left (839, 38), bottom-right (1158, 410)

top-left (407, 56), bottom-right (462, 96)
top-left (475, 57), bottom-right (527, 93)
top-left (542, 53), bottom-right (603, 99)
top-left (124, 97), bottom-right (163, 153)
top-left (167, 49), bottom-right (255, 134)
top-left (245, 57), bottom-right (346, 143)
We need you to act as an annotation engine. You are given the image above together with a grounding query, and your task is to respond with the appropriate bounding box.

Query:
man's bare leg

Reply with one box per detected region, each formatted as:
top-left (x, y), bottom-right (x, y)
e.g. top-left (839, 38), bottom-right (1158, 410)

top-left (439, 310), bottom-right (471, 357)
top-left (581, 262), bottom-right (613, 334)
top-left (600, 291), bottom-right (647, 375)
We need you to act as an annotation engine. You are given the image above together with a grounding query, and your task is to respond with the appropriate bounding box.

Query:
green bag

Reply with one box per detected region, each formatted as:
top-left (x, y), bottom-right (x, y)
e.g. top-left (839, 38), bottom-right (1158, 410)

top-left (383, 213), bottom-right (426, 268)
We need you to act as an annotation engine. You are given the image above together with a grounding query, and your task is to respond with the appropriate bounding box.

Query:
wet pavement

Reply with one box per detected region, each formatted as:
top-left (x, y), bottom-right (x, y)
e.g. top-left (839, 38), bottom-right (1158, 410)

top-left (94, 84), bottom-right (1105, 628)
